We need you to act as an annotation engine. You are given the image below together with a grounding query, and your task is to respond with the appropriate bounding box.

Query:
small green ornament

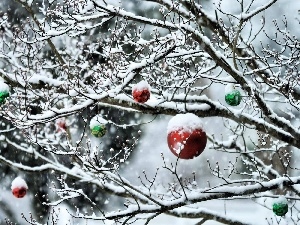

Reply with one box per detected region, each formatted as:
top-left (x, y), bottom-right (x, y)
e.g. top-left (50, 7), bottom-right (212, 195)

top-left (225, 90), bottom-right (242, 106)
top-left (91, 124), bottom-right (106, 138)
top-left (272, 198), bottom-right (288, 216)
top-left (0, 91), bottom-right (9, 104)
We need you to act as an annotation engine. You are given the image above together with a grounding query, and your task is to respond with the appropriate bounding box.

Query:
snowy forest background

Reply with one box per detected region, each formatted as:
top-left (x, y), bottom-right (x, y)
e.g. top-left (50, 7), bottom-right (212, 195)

top-left (0, 0), bottom-right (300, 224)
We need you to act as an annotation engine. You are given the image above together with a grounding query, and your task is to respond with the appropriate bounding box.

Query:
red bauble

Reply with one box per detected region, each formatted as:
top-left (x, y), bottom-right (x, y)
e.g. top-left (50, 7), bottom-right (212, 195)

top-left (132, 89), bottom-right (150, 103)
top-left (56, 119), bottom-right (67, 132)
top-left (12, 187), bottom-right (27, 198)
top-left (132, 81), bottom-right (150, 103)
top-left (167, 129), bottom-right (207, 159)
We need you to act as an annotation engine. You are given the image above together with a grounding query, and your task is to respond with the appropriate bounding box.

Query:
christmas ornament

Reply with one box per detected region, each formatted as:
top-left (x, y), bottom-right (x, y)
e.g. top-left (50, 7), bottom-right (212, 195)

top-left (56, 118), bottom-right (67, 132)
top-left (0, 79), bottom-right (10, 104)
top-left (11, 177), bottom-right (28, 198)
top-left (272, 197), bottom-right (288, 216)
top-left (225, 83), bottom-right (241, 106)
top-left (90, 115), bottom-right (108, 137)
top-left (167, 113), bottom-right (207, 159)
top-left (132, 80), bottom-right (150, 103)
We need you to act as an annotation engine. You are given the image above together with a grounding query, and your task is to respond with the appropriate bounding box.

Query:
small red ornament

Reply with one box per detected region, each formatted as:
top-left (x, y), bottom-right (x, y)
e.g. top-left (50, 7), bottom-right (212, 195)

top-left (11, 177), bottom-right (28, 198)
top-left (12, 187), bottom-right (27, 198)
top-left (167, 113), bottom-right (207, 159)
top-left (132, 80), bottom-right (150, 103)
top-left (56, 119), bottom-right (67, 132)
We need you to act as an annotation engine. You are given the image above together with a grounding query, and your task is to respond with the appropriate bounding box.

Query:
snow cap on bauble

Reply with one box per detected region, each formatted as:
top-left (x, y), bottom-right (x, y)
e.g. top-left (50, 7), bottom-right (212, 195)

top-left (167, 113), bottom-right (204, 134)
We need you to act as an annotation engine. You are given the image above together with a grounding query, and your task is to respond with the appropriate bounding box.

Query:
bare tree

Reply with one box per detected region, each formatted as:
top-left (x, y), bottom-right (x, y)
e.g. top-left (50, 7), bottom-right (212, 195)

top-left (1, 0), bottom-right (300, 224)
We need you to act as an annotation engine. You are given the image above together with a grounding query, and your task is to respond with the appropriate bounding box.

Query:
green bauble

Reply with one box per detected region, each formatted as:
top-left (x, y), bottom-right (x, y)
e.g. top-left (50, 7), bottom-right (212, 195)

top-left (0, 91), bottom-right (9, 104)
top-left (272, 202), bottom-right (288, 216)
top-left (91, 124), bottom-right (106, 138)
top-left (225, 90), bottom-right (242, 106)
